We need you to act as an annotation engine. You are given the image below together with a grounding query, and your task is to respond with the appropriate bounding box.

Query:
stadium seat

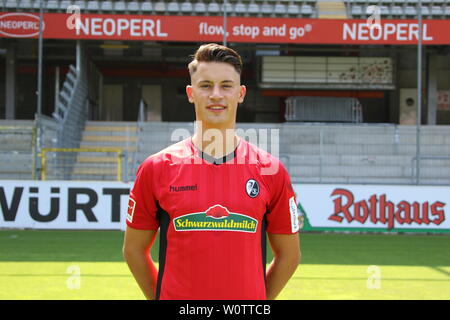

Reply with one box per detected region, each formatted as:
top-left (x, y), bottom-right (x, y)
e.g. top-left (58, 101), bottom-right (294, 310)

top-left (60, 0), bottom-right (72, 10)
top-left (287, 4), bottom-right (300, 15)
top-left (46, 0), bottom-right (59, 9)
top-left (87, 1), bottom-right (99, 11)
top-left (391, 5), bottom-right (403, 16)
top-left (445, 6), bottom-right (450, 16)
top-left (274, 3), bottom-right (287, 15)
top-left (73, 0), bottom-right (86, 10)
top-left (181, 0), bottom-right (193, 13)
top-left (114, 1), bottom-right (126, 12)
top-left (300, 4), bottom-right (313, 16)
top-left (222, 2), bottom-right (234, 13)
top-left (5, 0), bottom-right (17, 8)
top-left (193, 2), bottom-right (206, 14)
top-left (167, 1), bottom-right (180, 13)
top-left (430, 6), bottom-right (443, 15)
top-left (32, 0), bottom-right (42, 9)
top-left (247, 2), bottom-right (260, 15)
top-left (404, 6), bottom-right (417, 16)
top-left (100, 1), bottom-right (113, 11)
top-left (154, 1), bottom-right (167, 13)
top-left (420, 6), bottom-right (430, 15)
top-left (208, 1), bottom-right (220, 13)
top-left (234, 1), bottom-right (247, 15)
top-left (141, 1), bottom-right (153, 12)
top-left (127, 1), bottom-right (140, 12)
top-left (19, 0), bottom-right (32, 9)
top-left (380, 6), bottom-right (390, 16)
top-left (261, 3), bottom-right (273, 15)
top-left (351, 5), bottom-right (363, 16)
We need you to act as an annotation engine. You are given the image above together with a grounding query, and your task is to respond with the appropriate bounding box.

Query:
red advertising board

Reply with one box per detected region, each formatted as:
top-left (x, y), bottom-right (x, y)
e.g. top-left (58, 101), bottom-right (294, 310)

top-left (1, 12), bottom-right (450, 44)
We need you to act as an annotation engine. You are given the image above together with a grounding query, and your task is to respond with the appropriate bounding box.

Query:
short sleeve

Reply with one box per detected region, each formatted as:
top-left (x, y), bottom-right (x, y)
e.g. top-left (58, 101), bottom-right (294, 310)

top-left (265, 161), bottom-right (300, 234)
top-left (126, 158), bottom-right (160, 230)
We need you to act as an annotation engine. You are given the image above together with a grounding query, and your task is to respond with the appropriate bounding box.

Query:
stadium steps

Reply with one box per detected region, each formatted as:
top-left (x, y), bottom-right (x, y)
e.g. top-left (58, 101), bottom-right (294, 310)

top-left (316, 0), bottom-right (348, 19)
top-left (71, 121), bottom-right (139, 180)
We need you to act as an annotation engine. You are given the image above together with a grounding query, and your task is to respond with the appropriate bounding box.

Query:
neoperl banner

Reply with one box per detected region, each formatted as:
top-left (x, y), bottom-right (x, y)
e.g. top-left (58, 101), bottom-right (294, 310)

top-left (294, 184), bottom-right (450, 233)
top-left (1, 12), bottom-right (450, 44)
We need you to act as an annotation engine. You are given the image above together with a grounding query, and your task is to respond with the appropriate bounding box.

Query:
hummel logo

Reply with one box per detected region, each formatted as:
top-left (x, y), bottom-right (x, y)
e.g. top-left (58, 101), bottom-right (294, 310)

top-left (169, 184), bottom-right (198, 192)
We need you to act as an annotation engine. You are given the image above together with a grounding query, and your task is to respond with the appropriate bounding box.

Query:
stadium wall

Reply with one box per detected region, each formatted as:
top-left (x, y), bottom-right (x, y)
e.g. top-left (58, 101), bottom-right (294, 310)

top-left (1, 180), bottom-right (449, 234)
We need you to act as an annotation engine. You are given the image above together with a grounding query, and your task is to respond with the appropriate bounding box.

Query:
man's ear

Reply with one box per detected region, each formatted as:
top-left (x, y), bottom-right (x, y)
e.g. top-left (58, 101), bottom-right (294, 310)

top-left (186, 85), bottom-right (194, 104)
top-left (238, 85), bottom-right (247, 104)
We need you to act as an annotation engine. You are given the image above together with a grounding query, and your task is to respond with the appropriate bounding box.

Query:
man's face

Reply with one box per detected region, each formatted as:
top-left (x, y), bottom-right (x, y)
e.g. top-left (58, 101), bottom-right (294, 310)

top-left (186, 61), bottom-right (246, 128)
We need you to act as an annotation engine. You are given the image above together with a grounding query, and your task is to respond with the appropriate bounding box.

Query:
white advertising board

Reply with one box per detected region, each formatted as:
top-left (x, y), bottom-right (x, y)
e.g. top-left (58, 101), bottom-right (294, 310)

top-left (294, 184), bottom-right (450, 232)
top-left (0, 180), bottom-right (132, 230)
top-left (1, 181), bottom-right (449, 233)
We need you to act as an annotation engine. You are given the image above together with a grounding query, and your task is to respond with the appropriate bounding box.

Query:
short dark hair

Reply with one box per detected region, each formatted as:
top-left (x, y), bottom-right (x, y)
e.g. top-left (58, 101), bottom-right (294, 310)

top-left (188, 43), bottom-right (243, 76)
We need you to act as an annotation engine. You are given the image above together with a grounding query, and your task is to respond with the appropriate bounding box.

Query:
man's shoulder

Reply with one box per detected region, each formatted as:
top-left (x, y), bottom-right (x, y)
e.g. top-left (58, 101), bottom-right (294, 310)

top-left (140, 138), bottom-right (193, 168)
top-left (241, 139), bottom-right (282, 165)
top-left (241, 139), bottom-right (289, 179)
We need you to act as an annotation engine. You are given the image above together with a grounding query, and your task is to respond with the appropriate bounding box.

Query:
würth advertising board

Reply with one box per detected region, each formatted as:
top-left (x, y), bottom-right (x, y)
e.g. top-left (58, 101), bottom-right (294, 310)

top-left (1, 12), bottom-right (450, 44)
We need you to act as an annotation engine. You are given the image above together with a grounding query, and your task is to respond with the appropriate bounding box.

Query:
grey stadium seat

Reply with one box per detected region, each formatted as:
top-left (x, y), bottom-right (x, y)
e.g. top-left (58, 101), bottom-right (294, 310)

top-left (141, 2), bottom-right (153, 12)
top-left (114, 1), bottom-right (126, 12)
top-left (87, 1), bottom-right (99, 11)
top-left (194, 2), bottom-right (207, 14)
top-left (181, 0), bottom-right (193, 13)
top-left (19, 0), bottom-right (32, 9)
top-left (127, 1), bottom-right (140, 12)
top-left (100, 1), bottom-right (113, 11)
top-left (167, 1), bottom-right (180, 13)
top-left (234, 2), bottom-right (247, 14)
top-left (208, 1), bottom-right (220, 13)
top-left (247, 2), bottom-right (260, 15)
top-left (154, 1), bottom-right (167, 13)
top-left (287, 3), bottom-right (300, 15)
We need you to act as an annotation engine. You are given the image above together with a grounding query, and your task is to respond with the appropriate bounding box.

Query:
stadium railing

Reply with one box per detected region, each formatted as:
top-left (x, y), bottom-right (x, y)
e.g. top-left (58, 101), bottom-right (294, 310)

top-left (40, 147), bottom-right (127, 181)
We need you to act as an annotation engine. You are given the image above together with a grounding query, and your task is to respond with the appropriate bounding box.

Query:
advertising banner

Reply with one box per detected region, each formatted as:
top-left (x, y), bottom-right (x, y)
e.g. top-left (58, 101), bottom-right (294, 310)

top-left (0, 180), bottom-right (131, 231)
top-left (1, 181), bottom-right (449, 233)
top-left (1, 12), bottom-right (450, 44)
top-left (294, 184), bottom-right (450, 233)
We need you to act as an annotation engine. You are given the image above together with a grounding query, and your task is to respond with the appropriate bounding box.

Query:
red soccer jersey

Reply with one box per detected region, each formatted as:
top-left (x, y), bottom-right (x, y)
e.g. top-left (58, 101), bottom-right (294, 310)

top-left (126, 138), bottom-right (299, 300)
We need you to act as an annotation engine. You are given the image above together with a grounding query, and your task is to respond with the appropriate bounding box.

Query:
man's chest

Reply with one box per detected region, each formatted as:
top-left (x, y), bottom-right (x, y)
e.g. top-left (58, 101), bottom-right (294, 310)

top-left (154, 164), bottom-right (270, 225)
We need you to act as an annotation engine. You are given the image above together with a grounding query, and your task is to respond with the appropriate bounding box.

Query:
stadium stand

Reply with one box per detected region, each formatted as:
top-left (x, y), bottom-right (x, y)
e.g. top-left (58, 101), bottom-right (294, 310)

top-left (2, 119), bottom-right (450, 184)
top-left (2, 0), bottom-right (449, 19)
top-left (1, 1), bottom-right (449, 185)
top-left (0, 120), bottom-right (35, 180)
top-left (4, 0), bottom-right (450, 19)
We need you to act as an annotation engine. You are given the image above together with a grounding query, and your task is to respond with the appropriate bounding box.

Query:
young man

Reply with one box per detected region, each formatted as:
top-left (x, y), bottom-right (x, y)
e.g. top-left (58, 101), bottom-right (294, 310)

top-left (123, 43), bottom-right (301, 300)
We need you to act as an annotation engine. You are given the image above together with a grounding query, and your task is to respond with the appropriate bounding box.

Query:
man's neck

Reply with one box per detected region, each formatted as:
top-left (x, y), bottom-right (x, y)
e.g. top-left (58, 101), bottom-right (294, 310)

top-left (192, 123), bottom-right (239, 159)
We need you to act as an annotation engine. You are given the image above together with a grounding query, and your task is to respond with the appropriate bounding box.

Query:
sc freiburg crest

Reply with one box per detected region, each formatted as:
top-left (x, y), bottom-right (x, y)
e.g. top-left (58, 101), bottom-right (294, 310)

top-left (246, 179), bottom-right (260, 198)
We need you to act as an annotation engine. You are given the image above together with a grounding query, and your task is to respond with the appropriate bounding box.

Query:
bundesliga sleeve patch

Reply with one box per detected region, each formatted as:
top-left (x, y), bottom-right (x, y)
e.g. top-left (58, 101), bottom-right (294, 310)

top-left (289, 196), bottom-right (300, 233)
top-left (126, 198), bottom-right (136, 223)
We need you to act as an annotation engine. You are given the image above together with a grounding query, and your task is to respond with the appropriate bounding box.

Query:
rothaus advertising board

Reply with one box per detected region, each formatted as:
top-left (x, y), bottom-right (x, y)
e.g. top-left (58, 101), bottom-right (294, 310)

top-left (294, 184), bottom-right (450, 233)
top-left (1, 181), bottom-right (449, 233)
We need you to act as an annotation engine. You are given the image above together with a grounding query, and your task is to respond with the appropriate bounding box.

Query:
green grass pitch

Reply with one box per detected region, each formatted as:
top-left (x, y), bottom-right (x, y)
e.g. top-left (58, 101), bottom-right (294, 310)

top-left (0, 230), bottom-right (449, 300)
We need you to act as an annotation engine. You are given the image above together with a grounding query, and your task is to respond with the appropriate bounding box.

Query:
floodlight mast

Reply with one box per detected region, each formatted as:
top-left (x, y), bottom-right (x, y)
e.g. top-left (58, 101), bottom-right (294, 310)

top-left (416, 0), bottom-right (423, 185)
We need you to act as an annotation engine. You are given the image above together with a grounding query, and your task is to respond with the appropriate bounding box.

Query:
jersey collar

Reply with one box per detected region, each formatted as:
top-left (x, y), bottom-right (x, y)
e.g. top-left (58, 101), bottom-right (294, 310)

top-left (190, 137), bottom-right (240, 165)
